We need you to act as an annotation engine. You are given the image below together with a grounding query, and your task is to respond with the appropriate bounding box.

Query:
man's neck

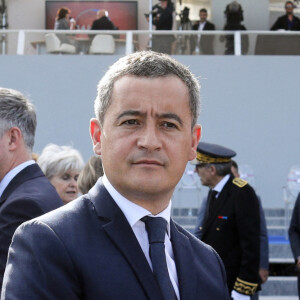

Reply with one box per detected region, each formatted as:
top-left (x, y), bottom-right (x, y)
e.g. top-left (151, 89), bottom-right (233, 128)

top-left (0, 153), bottom-right (31, 181)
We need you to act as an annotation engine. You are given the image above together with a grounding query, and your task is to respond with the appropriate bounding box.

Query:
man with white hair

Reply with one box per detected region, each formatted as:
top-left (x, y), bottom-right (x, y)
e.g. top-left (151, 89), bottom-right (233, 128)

top-left (91, 9), bottom-right (116, 30)
top-left (0, 88), bottom-right (63, 292)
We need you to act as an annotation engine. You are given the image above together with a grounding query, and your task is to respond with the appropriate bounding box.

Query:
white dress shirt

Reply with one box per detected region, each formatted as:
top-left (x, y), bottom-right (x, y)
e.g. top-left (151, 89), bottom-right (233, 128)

top-left (213, 174), bottom-right (231, 197)
top-left (102, 175), bottom-right (180, 299)
top-left (197, 21), bottom-right (206, 44)
top-left (0, 160), bottom-right (35, 198)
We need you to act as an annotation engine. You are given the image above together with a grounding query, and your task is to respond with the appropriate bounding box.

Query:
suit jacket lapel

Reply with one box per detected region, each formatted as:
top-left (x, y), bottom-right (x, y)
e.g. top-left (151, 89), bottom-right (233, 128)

top-left (170, 220), bottom-right (197, 300)
top-left (202, 177), bottom-right (232, 236)
top-left (0, 164), bottom-right (43, 205)
top-left (89, 179), bottom-right (163, 300)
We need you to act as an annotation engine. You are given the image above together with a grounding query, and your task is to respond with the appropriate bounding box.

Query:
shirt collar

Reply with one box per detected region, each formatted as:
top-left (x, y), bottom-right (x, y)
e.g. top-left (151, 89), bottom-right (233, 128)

top-left (0, 160), bottom-right (35, 197)
top-left (102, 174), bottom-right (172, 235)
top-left (213, 174), bottom-right (230, 196)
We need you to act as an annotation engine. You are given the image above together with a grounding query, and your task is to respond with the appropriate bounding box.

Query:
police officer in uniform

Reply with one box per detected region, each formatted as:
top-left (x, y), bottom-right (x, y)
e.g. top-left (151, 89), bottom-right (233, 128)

top-left (193, 142), bottom-right (260, 300)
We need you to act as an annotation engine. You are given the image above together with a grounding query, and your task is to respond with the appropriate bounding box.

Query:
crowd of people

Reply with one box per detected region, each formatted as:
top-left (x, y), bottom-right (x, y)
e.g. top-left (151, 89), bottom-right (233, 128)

top-left (52, 1), bottom-right (300, 55)
top-left (0, 49), bottom-right (299, 299)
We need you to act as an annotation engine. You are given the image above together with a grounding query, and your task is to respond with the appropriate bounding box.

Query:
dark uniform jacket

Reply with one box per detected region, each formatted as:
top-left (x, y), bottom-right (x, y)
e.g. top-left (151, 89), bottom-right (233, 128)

top-left (2, 179), bottom-right (230, 300)
top-left (271, 15), bottom-right (300, 31)
top-left (195, 175), bottom-right (260, 296)
top-left (0, 163), bottom-right (63, 290)
top-left (191, 21), bottom-right (215, 54)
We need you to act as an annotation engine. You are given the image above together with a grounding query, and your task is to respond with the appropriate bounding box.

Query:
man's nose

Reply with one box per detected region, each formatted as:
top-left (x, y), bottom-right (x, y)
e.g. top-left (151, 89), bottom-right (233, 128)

top-left (137, 123), bottom-right (162, 151)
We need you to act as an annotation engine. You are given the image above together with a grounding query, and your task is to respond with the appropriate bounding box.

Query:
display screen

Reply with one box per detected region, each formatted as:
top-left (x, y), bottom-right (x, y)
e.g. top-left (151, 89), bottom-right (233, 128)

top-left (45, 1), bottom-right (138, 30)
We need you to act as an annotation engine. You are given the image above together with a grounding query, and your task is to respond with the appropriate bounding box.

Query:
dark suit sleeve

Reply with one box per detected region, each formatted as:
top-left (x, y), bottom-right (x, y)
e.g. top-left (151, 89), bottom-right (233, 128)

top-left (1, 221), bottom-right (81, 299)
top-left (0, 199), bottom-right (45, 287)
top-left (270, 17), bottom-right (282, 30)
top-left (258, 196), bottom-right (269, 269)
top-left (233, 186), bottom-right (260, 294)
top-left (289, 193), bottom-right (300, 261)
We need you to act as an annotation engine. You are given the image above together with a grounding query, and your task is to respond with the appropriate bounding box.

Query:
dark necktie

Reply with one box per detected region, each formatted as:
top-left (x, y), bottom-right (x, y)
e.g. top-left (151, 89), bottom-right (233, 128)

top-left (206, 189), bottom-right (218, 219)
top-left (142, 216), bottom-right (177, 300)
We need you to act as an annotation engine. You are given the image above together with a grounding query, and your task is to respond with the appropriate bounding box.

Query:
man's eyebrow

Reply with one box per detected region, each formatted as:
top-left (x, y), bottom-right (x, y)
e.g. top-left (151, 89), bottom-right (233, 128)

top-left (116, 111), bottom-right (183, 126)
top-left (159, 113), bottom-right (183, 126)
top-left (116, 110), bottom-right (145, 121)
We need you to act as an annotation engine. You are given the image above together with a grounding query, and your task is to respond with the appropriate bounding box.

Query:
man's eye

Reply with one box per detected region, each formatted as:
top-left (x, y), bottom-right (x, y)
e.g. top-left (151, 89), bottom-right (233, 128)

top-left (162, 122), bottom-right (178, 129)
top-left (123, 119), bottom-right (139, 125)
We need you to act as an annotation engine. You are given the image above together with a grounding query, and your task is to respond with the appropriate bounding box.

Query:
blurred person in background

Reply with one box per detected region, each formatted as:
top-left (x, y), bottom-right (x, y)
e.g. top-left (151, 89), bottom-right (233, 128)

top-left (271, 1), bottom-right (300, 31)
top-left (38, 144), bottom-right (84, 205)
top-left (221, 1), bottom-right (248, 55)
top-left (193, 142), bottom-right (260, 300)
top-left (54, 7), bottom-right (76, 30)
top-left (0, 88), bottom-right (63, 292)
top-left (78, 156), bottom-right (103, 195)
top-left (231, 160), bottom-right (269, 300)
top-left (289, 192), bottom-right (300, 298)
top-left (91, 9), bottom-right (117, 30)
top-left (146, 0), bottom-right (175, 54)
top-left (191, 8), bottom-right (215, 54)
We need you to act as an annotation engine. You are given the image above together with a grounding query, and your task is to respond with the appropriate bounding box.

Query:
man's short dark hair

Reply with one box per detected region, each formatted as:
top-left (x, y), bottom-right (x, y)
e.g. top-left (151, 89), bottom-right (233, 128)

top-left (285, 1), bottom-right (294, 8)
top-left (200, 8), bottom-right (207, 14)
top-left (94, 51), bottom-right (200, 129)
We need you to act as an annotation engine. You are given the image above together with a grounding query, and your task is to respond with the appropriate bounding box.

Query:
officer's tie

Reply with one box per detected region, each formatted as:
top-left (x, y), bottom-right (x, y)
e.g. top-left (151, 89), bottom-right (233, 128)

top-left (207, 190), bottom-right (218, 216)
top-left (142, 216), bottom-right (177, 300)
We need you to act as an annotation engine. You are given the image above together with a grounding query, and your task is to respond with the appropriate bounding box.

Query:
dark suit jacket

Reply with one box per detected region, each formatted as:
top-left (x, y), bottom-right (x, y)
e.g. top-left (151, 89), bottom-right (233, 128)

top-left (195, 175), bottom-right (260, 294)
top-left (271, 15), bottom-right (300, 31)
top-left (289, 192), bottom-right (300, 261)
top-left (91, 16), bottom-right (116, 30)
top-left (2, 179), bottom-right (230, 299)
top-left (191, 21), bottom-right (215, 54)
top-left (0, 163), bottom-right (63, 289)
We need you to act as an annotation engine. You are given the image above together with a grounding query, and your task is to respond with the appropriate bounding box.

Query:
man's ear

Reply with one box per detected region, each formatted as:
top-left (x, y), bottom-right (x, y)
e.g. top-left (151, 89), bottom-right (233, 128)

top-left (210, 164), bottom-right (217, 176)
top-left (189, 124), bottom-right (202, 161)
top-left (8, 127), bottom-right (22, 151)
top-left (90, 118), bottom-right (102, 155)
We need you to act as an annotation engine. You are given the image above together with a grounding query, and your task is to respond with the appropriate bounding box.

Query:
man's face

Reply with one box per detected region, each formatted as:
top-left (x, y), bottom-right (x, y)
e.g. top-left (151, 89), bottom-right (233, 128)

top-left (200, 11), bottom-right (208, 23)
top-left (160, 0), bottom-right (168, 9)
top-left (0, 130), bottom-right (11, 181)
top-left (285, 3), bottom-right (294, 14)
top-left (195, 164), bottom-right (214, 187)
top-left (91, 75), bottom-right (200, 204)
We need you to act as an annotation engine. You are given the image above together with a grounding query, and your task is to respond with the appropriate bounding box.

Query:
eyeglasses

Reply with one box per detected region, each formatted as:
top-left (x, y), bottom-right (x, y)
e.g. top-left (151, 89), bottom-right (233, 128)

top-left (286, 5), bottom-right (294, 8)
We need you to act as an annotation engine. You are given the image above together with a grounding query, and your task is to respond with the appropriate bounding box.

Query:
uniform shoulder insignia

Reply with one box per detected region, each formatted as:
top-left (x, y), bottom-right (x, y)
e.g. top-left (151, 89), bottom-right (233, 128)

top-left (233, 178), bottom-right (248, 188)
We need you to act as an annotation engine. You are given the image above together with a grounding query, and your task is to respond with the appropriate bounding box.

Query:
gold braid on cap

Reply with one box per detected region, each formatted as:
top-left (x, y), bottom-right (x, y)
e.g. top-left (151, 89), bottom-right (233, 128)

top-left (196, 152), bottom-right (232, 164)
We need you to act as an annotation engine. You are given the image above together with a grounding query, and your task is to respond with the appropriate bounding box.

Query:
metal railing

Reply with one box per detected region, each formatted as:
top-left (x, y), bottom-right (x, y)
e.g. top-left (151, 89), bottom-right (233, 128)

top-left (1, 29), bottom-right (300, 56)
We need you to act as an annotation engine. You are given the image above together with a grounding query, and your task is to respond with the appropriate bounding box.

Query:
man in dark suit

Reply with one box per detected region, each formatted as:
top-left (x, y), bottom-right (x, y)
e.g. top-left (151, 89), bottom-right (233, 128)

top-left (193, 142), bottom-right (260, 300)
top-left (191, 8), bottom-right (215, 54)
top-left (2, 52), bottom-right (230, 299)
top-left (271, 1), bottom-right (300, 31)
top-left (0, 88), bottom-right (63, 291)
top-left (289, 192), bottom-right (300, 297)
top-left (91, 9), bottom-right (116, 30)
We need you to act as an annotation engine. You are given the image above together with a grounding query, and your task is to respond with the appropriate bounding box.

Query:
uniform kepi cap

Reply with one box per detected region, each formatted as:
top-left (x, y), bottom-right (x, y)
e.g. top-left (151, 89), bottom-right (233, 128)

top-left (191, 142), bottom-right (236, 165)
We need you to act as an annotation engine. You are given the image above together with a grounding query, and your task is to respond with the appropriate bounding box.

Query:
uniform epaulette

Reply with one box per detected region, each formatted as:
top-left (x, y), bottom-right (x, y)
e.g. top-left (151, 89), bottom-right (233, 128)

top-left (232, 178), bottom-right (248, 188)
top-left (233, 277), bottom-right (258, 295)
